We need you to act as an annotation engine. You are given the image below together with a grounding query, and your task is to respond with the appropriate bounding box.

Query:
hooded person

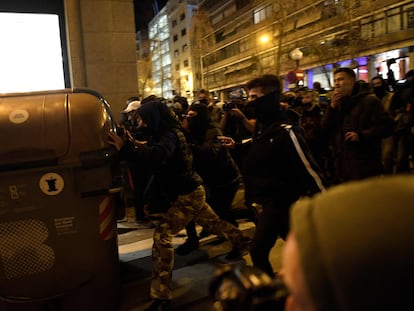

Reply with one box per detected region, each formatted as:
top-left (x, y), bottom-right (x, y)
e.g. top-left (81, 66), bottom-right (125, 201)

top-left (175, 103), bottom-right (243, 255)
top-left (283, 174), bottom-right (414, 311)
top-left (185, 103), bottom-right (211, 143)
top-left (243, 74), bottom-right (327, 277)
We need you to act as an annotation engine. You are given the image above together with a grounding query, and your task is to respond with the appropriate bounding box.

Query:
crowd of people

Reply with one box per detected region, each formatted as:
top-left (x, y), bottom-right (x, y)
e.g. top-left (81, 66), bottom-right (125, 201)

top-left (108, 67), bottom-right (414, 311)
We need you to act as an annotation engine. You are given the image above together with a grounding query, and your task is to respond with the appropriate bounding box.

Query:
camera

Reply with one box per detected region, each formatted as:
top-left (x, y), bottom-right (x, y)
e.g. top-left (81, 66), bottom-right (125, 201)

top-left (223, 101), bottom-right (237, 112)
top-left (209, 265), bottom-right (287, 311)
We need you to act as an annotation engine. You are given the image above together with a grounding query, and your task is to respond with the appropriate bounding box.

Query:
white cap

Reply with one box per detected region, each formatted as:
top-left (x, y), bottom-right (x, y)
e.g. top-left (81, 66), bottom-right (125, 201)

top-left (122, 100), bottom-right (141, 113)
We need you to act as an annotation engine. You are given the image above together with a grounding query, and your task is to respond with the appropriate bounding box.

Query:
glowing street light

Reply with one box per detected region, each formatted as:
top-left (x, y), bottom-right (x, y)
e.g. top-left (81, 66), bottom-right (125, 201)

top-left (287, 48), bottom-right (304, 89)
top-left (259, 34), bottom-right (270, 44)
top-left (289, 48), bottom-right (303, 69)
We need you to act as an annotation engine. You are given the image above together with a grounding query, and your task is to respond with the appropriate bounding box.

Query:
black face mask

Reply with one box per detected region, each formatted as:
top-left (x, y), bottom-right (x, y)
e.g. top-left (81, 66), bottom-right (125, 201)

top-left (250, 91), bottom-right (281, 124)
top-left (198, 98), bottom-right (209, 105)
top-left (186, 116), bottom-right (198, 131)
top-left (138, 125), bottom-right (154, 138)
top-left (303, 102), bottom-right (312, 110)
top-left (373, 86), bottom-right (387, 98)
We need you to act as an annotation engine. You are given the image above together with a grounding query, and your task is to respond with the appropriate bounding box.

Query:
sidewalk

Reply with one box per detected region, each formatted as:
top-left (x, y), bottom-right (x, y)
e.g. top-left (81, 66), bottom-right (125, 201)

top-left (115, 188), bottom-right (284, 311)
top-left (116, 219), bottom-right (257, 311)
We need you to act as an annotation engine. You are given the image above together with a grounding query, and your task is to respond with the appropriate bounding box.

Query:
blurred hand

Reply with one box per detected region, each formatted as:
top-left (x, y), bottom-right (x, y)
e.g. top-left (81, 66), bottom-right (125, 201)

top-left (108, 131), bottom-right (125, 151)
top-left (331, 90), bottom-right (341, 109)
top-left (280, 102), bottom-right (290, 110)
top-left (217, 135), bottom-right (235, 149)
top-left (344, 131), bottom-right (359, 142)
top-left (229, 108), bottom-right (244, 118)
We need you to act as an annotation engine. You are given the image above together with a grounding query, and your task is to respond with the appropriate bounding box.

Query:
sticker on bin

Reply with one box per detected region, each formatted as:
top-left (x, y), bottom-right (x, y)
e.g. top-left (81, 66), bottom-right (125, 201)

top-left (39, 173), bottom-right (64, 195)
top-left (9, 109), bottom-right (29, 124)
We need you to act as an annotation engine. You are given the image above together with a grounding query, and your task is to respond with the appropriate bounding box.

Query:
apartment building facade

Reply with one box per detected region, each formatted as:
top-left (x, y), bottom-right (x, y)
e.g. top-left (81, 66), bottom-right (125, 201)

top-left (146, 0), bottom-right (198, 99)
top-left (168, 0), bottom-right (198, 100)
top-left (198, 0), bottom-right (414, 100)
top-left (148, 6), bottom-right (173, 98)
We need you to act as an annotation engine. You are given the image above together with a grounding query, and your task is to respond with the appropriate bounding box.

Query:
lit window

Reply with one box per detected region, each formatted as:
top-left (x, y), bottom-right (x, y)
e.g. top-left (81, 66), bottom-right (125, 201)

top-left (0, 12), bottom-right (66, 93)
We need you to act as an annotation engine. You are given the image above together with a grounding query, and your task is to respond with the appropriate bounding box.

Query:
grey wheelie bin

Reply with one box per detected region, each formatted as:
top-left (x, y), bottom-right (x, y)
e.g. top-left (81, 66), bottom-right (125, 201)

top-left (0, 89), bottom-right (122, 310)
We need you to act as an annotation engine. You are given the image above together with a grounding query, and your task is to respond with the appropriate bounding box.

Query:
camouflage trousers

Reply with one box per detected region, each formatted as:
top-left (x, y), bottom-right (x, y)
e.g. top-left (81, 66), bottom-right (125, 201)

top-left (150, 185), bottom-right (246, 300)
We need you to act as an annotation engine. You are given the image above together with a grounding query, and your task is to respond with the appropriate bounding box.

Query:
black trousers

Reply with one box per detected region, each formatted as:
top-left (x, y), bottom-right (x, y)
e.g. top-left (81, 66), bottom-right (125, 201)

top-left (249, 200), bottom-right (291, 277)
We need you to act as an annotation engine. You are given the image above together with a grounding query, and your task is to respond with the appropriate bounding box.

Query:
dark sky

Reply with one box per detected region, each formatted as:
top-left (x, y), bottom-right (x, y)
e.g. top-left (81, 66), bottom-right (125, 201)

top-left (134, 0), bottom-right (168, 32)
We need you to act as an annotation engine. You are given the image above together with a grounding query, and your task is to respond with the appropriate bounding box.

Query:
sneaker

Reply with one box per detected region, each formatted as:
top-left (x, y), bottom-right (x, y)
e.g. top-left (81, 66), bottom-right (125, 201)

top-left (144, 299), bottom-right (171, 311)
top-left (175, 239), bottom-right (199, 255)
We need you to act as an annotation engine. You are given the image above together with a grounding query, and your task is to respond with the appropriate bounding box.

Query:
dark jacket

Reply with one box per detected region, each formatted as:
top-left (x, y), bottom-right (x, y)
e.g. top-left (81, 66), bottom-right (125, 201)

top-left (190, 126), bottom-right (240, 187)
top-left (187, 104), bottom-right (240, 187)
top-left (321, 86), bottom-right (394, 181)
top-left (120, 100), bottom-right (202, 203)
top-left (243, 92), bottom-right (326, 206)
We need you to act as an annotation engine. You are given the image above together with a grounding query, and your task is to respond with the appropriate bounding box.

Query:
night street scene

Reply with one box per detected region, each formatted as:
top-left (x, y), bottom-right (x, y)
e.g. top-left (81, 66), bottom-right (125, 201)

top-left (1, 0), bottom-right (414, 311)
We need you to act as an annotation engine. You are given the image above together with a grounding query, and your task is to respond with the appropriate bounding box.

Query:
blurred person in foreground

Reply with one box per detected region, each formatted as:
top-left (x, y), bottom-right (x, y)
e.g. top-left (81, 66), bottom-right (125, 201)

top-left (108, 97), bottom-right (250, 311)
top-left (282, 174), bottom-right (414, 311)
top-left (321, 67), bottom-right (394, 183)
top-left (244, 74), bottom-right (327, 277)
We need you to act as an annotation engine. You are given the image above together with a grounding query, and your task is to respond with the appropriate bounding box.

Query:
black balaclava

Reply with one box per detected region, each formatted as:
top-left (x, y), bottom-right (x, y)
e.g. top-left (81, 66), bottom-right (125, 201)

top-left (373, 85), bottom-right (387, 99)
top-left (198, 98), bottom-right (209, 106)
top-left (136, 100), bottom-right (163, 135)
top-left (250, 91), bottom-right (281, 125)
top-left (187, 103), bottom-right (211, 142)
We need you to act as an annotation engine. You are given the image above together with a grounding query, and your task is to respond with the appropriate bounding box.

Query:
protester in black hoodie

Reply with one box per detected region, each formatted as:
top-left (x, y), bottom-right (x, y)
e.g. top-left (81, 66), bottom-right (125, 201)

top-left (175, 104), bottom-right (242, 255)
top-left (244, 74), bottom-right (327, 277)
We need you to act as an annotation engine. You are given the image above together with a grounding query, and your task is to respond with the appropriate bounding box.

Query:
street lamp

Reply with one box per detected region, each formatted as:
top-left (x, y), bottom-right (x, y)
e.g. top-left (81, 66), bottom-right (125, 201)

top-left (288, 48), bottom-right (304, 89)
top-left (259, 34), bottom-right (270, 45)
top-left (289, 48), bottom-right (303, 69)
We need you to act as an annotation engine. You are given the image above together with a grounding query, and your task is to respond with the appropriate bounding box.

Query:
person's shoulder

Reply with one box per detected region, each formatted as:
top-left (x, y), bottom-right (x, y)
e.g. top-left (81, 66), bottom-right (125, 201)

top-left (261, 122), bottom-right (290, 138)
top-left (207, 123), bottom-right (222, 133)
top-left (357, 92), bottom-right (380, 106)
top-left (167, 127), bottom-right (184, 140)
top-left (384, 91), bottom-right (394, 100)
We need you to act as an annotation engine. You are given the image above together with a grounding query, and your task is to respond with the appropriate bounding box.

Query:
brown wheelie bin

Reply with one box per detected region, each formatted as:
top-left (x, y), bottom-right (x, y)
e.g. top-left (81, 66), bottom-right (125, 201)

top-left (0, 89), bottom-right (122, 310)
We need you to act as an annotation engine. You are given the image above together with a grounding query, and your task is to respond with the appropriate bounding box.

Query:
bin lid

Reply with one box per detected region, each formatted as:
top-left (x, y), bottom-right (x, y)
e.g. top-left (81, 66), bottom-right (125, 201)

top-left (0, 93), bottom-right (69, 168)
top-left (0, 89), bottom-right (114, 170)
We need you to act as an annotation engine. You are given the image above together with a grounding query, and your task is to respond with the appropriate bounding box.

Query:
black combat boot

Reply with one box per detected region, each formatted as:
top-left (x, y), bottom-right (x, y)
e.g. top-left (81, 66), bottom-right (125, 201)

top-left (175, 238), bottom-right (199, 255)
top-left (144, 299), bottom-right (171, 311)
